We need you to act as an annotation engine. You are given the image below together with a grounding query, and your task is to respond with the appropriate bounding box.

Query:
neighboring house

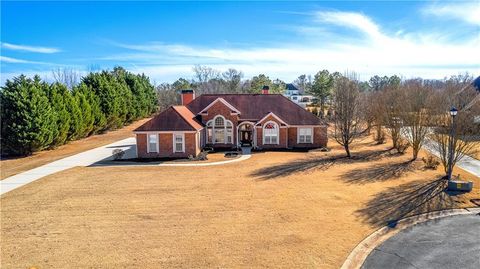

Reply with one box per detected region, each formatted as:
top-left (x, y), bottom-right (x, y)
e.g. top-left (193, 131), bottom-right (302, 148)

top-left (134, 86), bottom-right (328, 158)
top-left (283, 84), bottom-right (315, 108)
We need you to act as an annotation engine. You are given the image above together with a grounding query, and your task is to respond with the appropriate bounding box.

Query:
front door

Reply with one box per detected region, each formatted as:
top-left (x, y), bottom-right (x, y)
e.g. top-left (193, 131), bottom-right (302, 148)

top-left (239, 124), bottom-right (254, 146)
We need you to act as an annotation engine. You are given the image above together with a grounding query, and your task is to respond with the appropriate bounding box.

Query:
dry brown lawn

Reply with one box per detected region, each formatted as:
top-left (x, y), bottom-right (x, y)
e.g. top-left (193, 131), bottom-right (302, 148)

top-left (1, 136), bottom-right (479, 268)
top-left (0, 118), bottom-right (150, 180)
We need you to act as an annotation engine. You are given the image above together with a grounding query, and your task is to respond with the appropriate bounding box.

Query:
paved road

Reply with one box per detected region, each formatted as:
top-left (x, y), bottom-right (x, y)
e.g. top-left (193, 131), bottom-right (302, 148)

top-left (362, 214), bottom-right (480, 269)
top-left (423, 140), bottom-right (480, 178)
top-left (0, 137), bottom-right (136, 196)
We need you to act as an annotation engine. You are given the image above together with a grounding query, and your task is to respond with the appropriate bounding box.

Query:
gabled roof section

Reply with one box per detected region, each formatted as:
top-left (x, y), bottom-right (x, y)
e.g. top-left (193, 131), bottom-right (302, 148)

top-left (198, 97), bottom-right (241, 114)
top-left (172, 106), bottom-right (203, 130)
top-left (256, 112), bottom-right (289, 126)
top-left (187, 94), bottom-right (326, 126)
top-left (134, 106), bottom-right (202, 132)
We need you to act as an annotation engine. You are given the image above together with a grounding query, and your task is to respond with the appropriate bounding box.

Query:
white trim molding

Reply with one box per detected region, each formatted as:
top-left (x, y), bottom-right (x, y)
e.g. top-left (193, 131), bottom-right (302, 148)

top-left (146, 133), bottom-right (159, 153)
top-left (256, 112), bottom-right (289, 127)
top-left (173, 132), bottom-right (186, 153)
top-left (198, 98), bottom-right (241, 115)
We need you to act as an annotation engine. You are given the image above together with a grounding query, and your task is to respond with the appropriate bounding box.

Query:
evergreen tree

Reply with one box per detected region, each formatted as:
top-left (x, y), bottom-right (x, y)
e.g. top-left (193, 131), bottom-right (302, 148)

top-left (309, 70), bottom-right (334, 118)
top-left (73, 89), bottom-right (94, 138)
top-left (46, 82), bottom-right (71, 147)
top-left (1, 75), bottom-right (56, 155)
top-left (65, 91), bottom-right (83, 140)
top-left (74, 82), bottom-right (106, 134)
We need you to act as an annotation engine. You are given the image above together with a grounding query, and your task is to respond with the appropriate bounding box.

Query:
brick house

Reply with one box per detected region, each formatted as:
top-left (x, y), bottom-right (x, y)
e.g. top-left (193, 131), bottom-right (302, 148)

top-left (134, 87), bottom-right (328, 158)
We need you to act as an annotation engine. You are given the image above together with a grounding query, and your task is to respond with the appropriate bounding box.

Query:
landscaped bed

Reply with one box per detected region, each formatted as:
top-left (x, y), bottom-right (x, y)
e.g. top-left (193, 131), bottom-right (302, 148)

top-left (1, 135), bottom-right (478, 268)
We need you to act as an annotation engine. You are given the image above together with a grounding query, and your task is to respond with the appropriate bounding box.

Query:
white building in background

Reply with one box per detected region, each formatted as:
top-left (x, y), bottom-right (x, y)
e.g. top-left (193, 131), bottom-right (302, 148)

top-left (283, 84), bottom-right (315, 108)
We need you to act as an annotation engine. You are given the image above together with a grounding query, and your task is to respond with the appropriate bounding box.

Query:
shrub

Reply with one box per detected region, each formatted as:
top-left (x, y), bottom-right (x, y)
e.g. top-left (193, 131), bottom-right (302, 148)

top-left (112, 149), bottom-right (125, 160)
top-left (396, 138), bottom-right (410, 154)
top-left (422, 154), bottom-right (440, 169)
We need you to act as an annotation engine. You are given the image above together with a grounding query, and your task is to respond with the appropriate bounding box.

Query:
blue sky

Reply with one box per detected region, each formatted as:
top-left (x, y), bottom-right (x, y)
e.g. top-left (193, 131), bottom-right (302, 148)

top-left (1, 1), bottom-right (479, 84)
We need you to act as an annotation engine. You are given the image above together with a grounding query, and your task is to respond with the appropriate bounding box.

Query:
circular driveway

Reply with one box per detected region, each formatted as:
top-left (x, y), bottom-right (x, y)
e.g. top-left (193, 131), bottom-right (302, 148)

top-left (362, 214), bottom-right (480, 269)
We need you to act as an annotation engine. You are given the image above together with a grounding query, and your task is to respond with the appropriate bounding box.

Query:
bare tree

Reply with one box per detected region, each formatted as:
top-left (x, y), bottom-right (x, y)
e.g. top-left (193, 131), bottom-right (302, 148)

top-left (380, 86), bottom-right (404, 150)
top-left (222, 68), bottom-right (243, 93)
top-left (156, 83), bottom-right (179, 111)
top-left (52, 68), bottom-right (82, 89)
top-left (192, 65), bottom-right (220, 84)
top-left (431, 76), bottom-right (480, 178)
top-left (332, 72), bottom-right (365, 157)
top-left (399, 79), bottom-right (434, 160)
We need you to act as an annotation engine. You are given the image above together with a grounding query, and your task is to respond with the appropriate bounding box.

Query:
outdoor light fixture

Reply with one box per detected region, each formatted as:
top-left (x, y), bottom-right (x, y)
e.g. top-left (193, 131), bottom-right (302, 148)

top-left (447, 106), bottom-right (458, 181)
top-left (449, 107), bottom-right (458, 117)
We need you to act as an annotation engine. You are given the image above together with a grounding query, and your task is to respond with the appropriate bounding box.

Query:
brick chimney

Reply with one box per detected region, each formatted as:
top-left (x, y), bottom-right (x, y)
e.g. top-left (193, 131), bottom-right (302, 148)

top-left (181, 89), bottom-right (195, 105)
top-left (262, 85), bottom-right (269, 94)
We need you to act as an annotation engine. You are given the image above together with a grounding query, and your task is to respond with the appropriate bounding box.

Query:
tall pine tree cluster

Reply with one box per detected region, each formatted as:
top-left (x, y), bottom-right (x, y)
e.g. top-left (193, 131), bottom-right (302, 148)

top-left (1, 67), bottom-right (157, 156)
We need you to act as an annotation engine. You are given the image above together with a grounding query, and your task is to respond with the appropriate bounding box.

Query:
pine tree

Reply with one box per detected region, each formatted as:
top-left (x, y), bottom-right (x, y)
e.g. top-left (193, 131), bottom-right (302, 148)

top-left (73, 90), bottom-right (94, 138)
top-left (46, 82), bottom-right (71, 147)
top-left (1, 75), bottom-right (56, 156)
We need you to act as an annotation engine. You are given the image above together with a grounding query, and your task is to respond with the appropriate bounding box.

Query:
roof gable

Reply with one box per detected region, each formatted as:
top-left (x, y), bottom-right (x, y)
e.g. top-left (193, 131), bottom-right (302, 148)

top-left (134, 106), bottom-right (202, 132)
top-left (199, 97), bottom-right (241, 114)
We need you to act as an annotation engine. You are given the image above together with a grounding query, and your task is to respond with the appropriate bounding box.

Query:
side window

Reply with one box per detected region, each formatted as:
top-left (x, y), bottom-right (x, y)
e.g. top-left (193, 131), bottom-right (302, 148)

top-left (298, 128), bottom-right (313, 143)
top-left (174, 133), bottom-right (184, 153)
top-left (147, 133), bottom-right (158, 153)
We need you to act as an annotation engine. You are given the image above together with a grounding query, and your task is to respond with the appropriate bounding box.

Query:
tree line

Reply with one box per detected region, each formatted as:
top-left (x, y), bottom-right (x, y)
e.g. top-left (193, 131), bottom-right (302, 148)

top-left (330, 72), bottom-right (479, 179)
top-left (157, 65), bottom-right (286, 110)
top-left (1, 67), bottom-right (157, 156)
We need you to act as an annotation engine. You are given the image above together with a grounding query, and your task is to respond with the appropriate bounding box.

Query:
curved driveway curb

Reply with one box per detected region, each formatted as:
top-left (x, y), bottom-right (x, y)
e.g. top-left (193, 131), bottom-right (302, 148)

top-left (341, 207), bottom-right (480, 269)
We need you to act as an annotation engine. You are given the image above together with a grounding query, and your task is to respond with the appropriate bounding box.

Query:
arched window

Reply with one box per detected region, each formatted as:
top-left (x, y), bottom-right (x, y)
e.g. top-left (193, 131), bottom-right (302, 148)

top-left (263, 121), bottom-right (279, 144)
top-left (215, 116), bottom-right (224, 127)
top-left (208, 116), bottom-right (233, 144)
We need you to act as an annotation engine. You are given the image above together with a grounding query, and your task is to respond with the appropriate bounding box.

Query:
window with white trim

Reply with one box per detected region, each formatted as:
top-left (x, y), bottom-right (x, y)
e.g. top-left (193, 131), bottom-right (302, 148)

top-left (226, 121), bottom-right (233, 143)
top-left (206, 121), bottom-right (213, 143)
top-left (263, 122), bottom-right (279, 144)
top-left (207, 116), bottom-right (233, 144)
top-left (298, 128), bottom-right (313, 143)
top-left (174, 133), bottom-right (184, 153)
top-left (147, 133), bottom-right (158, 153)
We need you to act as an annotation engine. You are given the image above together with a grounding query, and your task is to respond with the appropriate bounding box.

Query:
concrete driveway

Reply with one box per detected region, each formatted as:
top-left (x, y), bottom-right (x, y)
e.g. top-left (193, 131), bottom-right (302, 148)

top-left (362, 214), bottom-right (480, 269)
top-left (0, 137), bottom-right (136, 195)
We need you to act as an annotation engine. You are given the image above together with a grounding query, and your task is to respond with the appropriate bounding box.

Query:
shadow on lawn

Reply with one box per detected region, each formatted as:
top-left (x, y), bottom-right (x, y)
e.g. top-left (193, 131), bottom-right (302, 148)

top-left (341, 160), bottom-right (418, 184)
top-left (250, 148), bottom-right (395, 180)
top-left (355, 177), bottom-right (458, 227)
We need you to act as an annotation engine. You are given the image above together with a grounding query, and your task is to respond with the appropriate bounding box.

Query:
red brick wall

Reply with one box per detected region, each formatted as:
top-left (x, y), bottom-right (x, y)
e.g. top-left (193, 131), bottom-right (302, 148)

top-left (201, 100), bottom-right (239, 147)
top-left (255, 115), bottom-right (288, 149)
top-left (136, 132), bottom-right (199, 159)
top-left (287, 126), bottom-right (328, 148)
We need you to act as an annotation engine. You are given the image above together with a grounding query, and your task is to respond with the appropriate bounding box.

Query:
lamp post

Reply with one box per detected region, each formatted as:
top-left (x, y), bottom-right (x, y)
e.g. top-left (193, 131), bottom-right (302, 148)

top-left (447, 107), bottom-right (458, 181)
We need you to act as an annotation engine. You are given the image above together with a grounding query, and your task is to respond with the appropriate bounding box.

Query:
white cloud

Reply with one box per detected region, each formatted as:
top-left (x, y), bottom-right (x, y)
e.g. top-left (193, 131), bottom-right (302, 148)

top-left (0, 56), bottom-right (47, 64)
top-left (103, 9), bottom-right (479, 82)
top-left (422, 1), bottom-right (480, 26)
top-left (1, 42), bottom-right (61, 53)
top-left (314, 11), bottom-right (384, 41)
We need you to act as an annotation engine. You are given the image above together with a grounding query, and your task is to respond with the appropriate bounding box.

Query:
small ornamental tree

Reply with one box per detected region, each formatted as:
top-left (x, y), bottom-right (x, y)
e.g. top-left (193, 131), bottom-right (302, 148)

top-left (1, 75), bottom-right (56, 155)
